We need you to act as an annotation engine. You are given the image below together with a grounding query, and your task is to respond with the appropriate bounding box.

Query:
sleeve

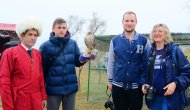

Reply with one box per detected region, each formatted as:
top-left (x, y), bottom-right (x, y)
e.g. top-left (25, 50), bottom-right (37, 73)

top-left (107, 40), bottom-right (115, 84)
top-left (0, 49), bottom-right (14, 110)
top-left (74, 41), bottom-right (86, 67)
top-left (145, 38), bottom-right (151, 50)
top-left (139, 39), bottom-right (151, 86)
top-left (174, 47), bottom-right (190, 90)
top-left (39, 54), bottom-right (47, 101)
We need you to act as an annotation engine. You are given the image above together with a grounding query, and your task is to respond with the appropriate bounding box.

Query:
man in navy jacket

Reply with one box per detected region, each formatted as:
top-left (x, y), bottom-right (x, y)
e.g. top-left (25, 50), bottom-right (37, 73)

top-left (40, 18), bottom-right (93, 110)
top-left (107, 11), bottom-right (151, 110)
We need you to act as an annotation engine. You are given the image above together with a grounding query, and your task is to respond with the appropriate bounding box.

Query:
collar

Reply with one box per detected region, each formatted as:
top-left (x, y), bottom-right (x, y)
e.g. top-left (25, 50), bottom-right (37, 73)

top-left (21, 43), bottom-right (31, 51)
top-left (120, 31), bottom-right (139, 40)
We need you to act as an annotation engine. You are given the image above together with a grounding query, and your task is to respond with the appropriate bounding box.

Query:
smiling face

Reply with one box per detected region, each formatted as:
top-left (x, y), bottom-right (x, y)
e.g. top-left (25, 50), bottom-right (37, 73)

top-left (153, 26), bottom-right (166, 43)
top-left (122, 12), bottom-right (137, 33)
top-left (150, 24), bottom-right (173, 45)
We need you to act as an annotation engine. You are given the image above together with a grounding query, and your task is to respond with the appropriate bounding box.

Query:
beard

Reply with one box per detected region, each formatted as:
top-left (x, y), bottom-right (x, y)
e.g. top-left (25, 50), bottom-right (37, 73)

top-left (124, 28), bottom-right (134, 33)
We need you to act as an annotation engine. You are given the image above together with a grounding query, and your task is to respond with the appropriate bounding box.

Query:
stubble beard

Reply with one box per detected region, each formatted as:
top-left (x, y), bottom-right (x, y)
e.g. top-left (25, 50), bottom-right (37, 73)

top-left (125, 29), bottom-right (134, 33)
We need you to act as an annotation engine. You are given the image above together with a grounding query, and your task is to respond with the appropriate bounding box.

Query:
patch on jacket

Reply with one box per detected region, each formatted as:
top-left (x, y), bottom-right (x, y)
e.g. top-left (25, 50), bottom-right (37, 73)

top-left (136, 45), bottom-right (144, 53)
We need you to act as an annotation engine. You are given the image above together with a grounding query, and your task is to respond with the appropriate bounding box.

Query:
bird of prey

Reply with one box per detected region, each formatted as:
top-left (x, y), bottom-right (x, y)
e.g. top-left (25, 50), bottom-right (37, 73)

top-left (84, 34), bottom-right (96, 54)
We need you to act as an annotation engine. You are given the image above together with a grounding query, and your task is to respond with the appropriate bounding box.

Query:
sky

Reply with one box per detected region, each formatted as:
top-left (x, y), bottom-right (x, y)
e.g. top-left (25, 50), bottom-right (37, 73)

top-left (0, 0), bottom-right (190, 49)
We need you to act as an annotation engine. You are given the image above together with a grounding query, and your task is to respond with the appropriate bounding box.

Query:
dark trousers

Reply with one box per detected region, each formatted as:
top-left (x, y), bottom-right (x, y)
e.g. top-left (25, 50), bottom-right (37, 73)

top-left (47, 93), bottom-right (76, 110)
top-left (112, 85), bottom-right (144, 110)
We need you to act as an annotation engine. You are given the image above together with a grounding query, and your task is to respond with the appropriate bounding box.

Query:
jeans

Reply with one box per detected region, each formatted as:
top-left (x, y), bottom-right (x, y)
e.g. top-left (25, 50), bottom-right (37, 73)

top-left (148, 95), bottom-right (167, 110)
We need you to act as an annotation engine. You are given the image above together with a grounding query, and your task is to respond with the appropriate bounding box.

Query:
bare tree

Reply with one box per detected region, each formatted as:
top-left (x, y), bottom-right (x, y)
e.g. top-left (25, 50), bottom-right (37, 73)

top-left (78, 13), bottom-right (106, 91)
top-left (187, 0), bottom-right (190, 9)
top-left (88, 12), bottom-right (106, 83)
top-left (88, 12), bottom-right (106, 35)
top-left (67, 15), bottom-right (85, 37)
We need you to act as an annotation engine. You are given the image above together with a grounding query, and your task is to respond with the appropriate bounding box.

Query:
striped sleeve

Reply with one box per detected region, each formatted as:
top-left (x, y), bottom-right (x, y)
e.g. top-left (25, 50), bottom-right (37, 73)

top-left (107, 40), bottom-right (115, 84)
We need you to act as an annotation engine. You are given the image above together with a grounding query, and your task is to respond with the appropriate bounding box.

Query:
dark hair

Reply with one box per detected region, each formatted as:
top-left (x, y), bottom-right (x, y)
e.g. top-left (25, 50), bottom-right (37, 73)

top-left (52, 18), bottom-right (66, 28)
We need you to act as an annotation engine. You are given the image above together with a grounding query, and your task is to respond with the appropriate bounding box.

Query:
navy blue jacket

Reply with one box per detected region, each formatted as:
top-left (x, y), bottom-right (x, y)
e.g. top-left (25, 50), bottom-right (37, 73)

top-left (108, 32), bottom-right (150, 88)
top-left (40, 32), bottom-right (84, 95)
top-left (147, 42), bottom-right (190, 110)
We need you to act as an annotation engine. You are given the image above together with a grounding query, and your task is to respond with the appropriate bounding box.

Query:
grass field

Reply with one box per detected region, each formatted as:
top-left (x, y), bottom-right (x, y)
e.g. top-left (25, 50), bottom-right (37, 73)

top-left (76, 50), bottom-right (190, 110)
top-left (75, 64), bottom-right (110, 110)
top-left (75, 64), bottom-right (149, 110)
top-left (0, 64), bottom-right (147, 110)
top-left (0, 63), bottom-right (189, 110)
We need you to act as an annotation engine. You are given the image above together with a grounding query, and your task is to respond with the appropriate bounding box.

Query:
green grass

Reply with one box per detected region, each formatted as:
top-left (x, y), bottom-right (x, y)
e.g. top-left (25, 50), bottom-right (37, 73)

top-left (1, 64), bottom-right (189, 110)
top-left (184, 49), bottom-right (190, 61)
top-left (0, 64), bottom-right (151, 110)
top-left (75, 65), bottom-right (148, 110)
top-left (75, 65), bottom-right (108, 110)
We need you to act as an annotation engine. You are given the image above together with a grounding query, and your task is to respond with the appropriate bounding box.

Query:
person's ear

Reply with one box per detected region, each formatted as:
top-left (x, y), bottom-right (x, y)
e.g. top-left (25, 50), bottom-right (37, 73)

top-left (52, 27), bottom-right (55, 32)
top-left (20, 33), bottom-right (25, 39)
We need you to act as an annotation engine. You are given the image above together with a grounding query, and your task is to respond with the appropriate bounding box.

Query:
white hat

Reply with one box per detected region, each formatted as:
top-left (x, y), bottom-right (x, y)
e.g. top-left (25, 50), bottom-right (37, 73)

top-left (16, 17), bottom-right (43, 37)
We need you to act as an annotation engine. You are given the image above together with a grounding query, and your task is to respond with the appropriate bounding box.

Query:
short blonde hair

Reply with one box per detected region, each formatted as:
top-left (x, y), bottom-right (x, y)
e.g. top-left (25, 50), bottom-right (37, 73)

top-left (149, 23), bottom-right (173, 44)
top-left (122, 11), bottom-right (137, 21)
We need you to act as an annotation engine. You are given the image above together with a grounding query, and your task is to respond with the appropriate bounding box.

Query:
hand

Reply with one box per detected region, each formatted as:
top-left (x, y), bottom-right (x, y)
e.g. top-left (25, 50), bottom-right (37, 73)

top-left (79, 49), bottom-right (97, 63)
top-left (79, 51), bottom-right (91, 63)
top-left (142, 84), bottom-right (149, 94)
top-left (42, 100), bottom-right (47, 109)
top-left (89, 50), bottom-right (97, 60)
top-left (163, 82), bottom-right (176, 96)
top-left (107, 83), bottom-right (112, 91)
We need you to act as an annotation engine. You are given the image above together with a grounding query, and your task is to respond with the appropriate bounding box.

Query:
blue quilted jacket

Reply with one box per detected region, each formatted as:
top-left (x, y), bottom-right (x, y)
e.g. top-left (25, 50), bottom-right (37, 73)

top-left (40, 32), bottom-right (83, 95)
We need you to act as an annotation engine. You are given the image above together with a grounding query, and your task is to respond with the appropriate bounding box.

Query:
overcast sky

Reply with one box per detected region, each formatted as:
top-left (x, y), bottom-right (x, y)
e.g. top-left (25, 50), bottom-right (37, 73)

top-left (0, 0), bottom-right (190, 49)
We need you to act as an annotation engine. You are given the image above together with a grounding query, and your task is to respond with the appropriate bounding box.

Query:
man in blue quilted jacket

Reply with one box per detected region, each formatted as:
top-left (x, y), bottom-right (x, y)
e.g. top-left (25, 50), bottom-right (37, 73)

top-left (40, 18), bottom-right (92, 110)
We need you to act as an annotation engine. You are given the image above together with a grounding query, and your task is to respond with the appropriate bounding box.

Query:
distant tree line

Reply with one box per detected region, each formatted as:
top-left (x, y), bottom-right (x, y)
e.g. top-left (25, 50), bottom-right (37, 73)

top-left (171, 33), bottom-right (190, 44)
top-left (143, 33), bottom-right (190, 44)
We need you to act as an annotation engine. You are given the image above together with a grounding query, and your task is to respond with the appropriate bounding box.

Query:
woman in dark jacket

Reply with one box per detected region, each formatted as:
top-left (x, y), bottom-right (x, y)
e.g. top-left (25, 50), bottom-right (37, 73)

top-left (142, 23), bottom-right (190, 110)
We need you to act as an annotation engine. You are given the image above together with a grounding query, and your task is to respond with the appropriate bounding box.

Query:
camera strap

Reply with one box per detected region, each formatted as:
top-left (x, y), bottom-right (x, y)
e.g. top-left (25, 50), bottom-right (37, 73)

top-left (148, 46), bottom-right (167, 86)
top-left (148, 48), bottom-right (156, 86)
top-left (106, 86), bottom-right (112, 100)
top-left (105, 86), bottom-right (114, 110)
top-left (162, 47), bottom-right (167, 85)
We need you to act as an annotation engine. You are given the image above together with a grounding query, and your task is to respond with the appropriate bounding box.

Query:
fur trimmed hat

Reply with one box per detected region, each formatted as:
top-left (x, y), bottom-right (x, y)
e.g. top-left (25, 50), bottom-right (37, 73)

top-left (16, 17), bottom-right (43, 37)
